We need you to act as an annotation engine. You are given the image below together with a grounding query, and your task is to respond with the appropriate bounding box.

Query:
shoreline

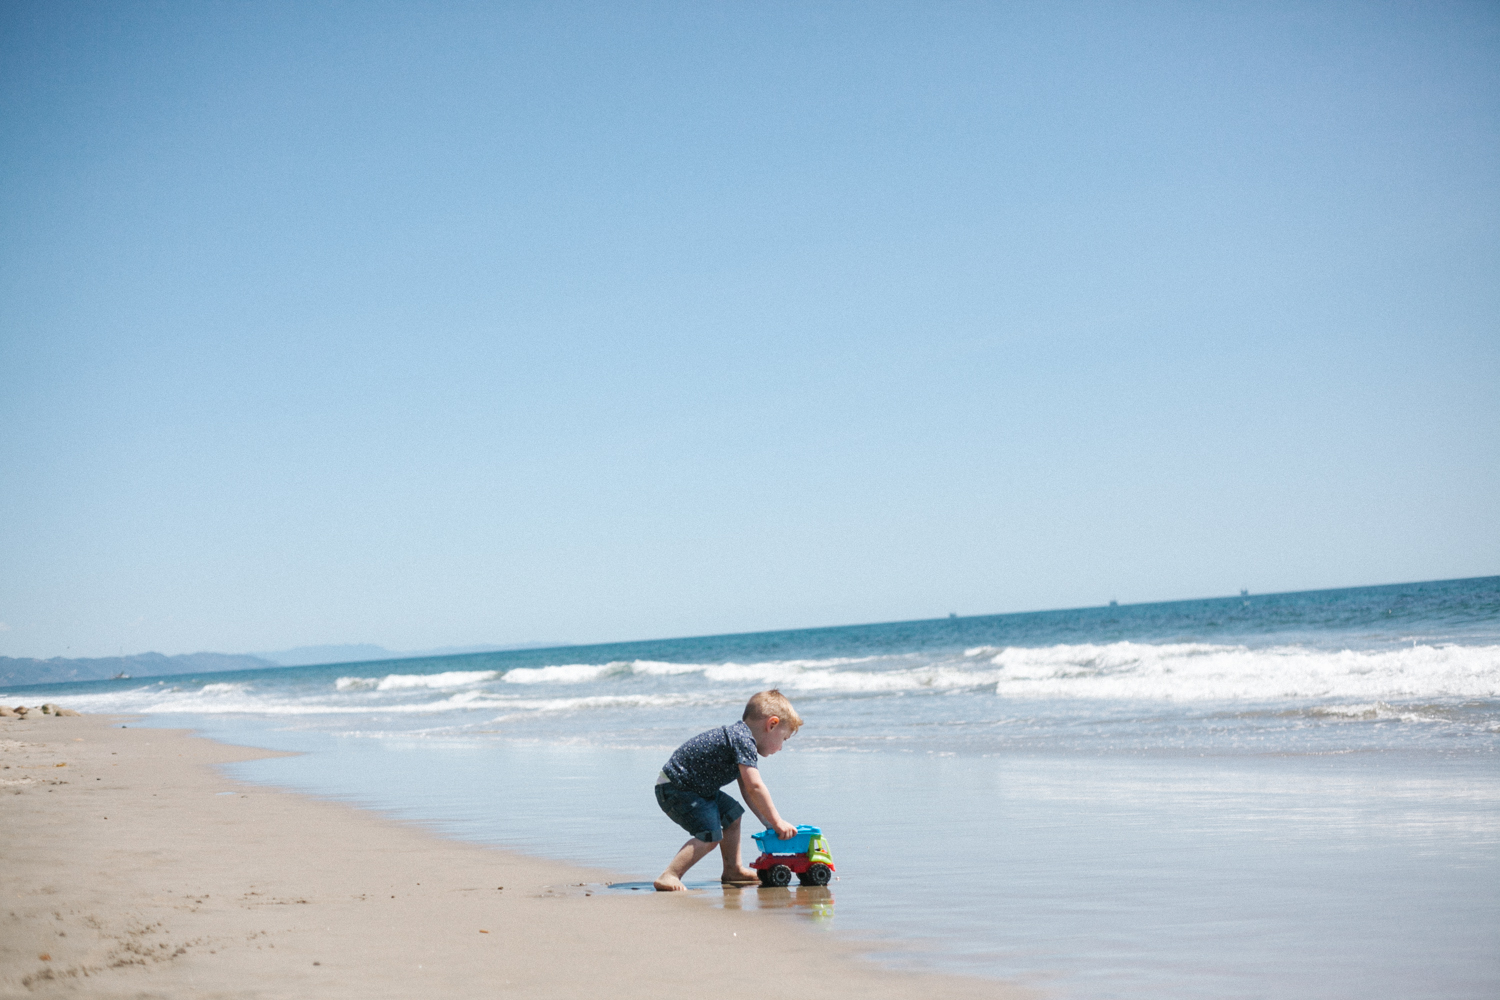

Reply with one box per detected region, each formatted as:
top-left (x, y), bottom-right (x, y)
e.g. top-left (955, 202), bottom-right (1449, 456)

top-left (1, 714), bottom-right (1030, 999)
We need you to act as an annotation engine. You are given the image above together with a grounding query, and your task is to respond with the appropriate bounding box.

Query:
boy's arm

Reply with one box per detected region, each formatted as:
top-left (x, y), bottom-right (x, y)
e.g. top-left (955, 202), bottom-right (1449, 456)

top-left (738, 764), bottom-right (796, 838)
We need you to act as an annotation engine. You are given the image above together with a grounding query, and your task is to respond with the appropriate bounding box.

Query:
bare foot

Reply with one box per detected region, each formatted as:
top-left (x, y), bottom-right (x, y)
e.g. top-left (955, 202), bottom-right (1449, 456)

top-left (654, 874), bottom-right (687, 891)
top-left (721, 866), bottom-right (760, 885)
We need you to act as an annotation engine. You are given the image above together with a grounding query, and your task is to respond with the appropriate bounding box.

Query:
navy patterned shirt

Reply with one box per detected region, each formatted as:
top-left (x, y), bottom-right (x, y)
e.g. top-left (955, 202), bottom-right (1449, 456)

top-left (662, 721), bottom-right (760, 798)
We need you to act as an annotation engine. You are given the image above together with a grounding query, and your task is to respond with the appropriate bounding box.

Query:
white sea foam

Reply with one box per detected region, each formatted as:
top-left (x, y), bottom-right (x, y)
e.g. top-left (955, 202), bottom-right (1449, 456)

top-left (491, 693), bottom-right (705, 717)
top-left (500, 660), bottom-right (763, 683)
top-left (622, 660), bottom-right (710, 676)
top-left (49, 685), bottom-right (513, 716)
top-left (981, 641), bottom-right (1500, 701)
top-left (335, 669), bottom-right (507, 695)
top-left (383, 642), bottom-right (1499, 703)
top-left (16, 642), bottom-right (1497, 722)
top-left (473, 644), bottom-right (1500, 702)
top-left (501, 663), bottom-right (627, 684)
top-left (372, 670), bottom-right (498, 691)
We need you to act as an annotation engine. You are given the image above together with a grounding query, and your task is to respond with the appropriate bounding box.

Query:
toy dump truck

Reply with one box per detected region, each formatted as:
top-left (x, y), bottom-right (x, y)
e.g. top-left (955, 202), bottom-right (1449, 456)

top-left (751, 825), bottom-right (835, 887)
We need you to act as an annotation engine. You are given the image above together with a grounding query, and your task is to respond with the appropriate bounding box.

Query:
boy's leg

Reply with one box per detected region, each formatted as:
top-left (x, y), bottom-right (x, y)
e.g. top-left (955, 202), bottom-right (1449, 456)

top-left (654, 837), bottom-right (719, 892)
top-left (717, 815), bottom-right (760, 884)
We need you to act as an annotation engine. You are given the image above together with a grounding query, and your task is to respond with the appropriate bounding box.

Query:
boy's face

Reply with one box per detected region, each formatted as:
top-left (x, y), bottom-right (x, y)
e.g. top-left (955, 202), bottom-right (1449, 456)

top-left (753, 716), bottom-right (796, 756)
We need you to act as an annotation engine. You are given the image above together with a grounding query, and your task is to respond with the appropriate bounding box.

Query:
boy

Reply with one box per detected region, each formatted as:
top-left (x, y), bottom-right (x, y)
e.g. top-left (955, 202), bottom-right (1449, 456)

top-left (653, 689), bottom-right (801, 891)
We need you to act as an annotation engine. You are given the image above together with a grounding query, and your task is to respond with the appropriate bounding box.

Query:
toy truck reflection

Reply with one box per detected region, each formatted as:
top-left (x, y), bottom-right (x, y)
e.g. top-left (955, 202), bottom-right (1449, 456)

top-left (750, 825), bottom-right (835, 887)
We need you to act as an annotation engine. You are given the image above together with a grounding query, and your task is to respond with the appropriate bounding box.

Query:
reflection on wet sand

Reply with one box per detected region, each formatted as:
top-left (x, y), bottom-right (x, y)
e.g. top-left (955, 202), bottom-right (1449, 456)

top-left (719, 884), bottom-right (835, 922)
top-left (604, 881), bottom-right (835, 922)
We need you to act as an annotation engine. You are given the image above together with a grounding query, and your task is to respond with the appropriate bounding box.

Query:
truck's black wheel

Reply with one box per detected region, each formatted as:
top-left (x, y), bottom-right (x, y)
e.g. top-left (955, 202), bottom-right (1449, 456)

top-left (767, 864), bottom-right (793, 887)
top-left (799, 863), bottom-right (832, 886)
top-left (757, 869), bottom-right (774, 887)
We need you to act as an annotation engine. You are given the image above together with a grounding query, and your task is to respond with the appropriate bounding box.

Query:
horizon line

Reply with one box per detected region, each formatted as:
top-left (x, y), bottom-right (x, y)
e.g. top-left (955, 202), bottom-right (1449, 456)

top-left (6, 572), bottom-right (1493, 671)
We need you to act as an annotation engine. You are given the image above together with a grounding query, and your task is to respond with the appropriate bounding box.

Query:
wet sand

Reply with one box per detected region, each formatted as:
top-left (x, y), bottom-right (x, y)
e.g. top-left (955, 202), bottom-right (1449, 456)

top-left (0, 714), bottom-right (1029, 999)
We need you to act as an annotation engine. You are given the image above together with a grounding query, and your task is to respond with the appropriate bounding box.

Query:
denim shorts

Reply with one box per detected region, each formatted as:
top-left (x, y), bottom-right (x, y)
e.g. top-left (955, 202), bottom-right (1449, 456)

top-left (655, 779), bottom-right (745, 843)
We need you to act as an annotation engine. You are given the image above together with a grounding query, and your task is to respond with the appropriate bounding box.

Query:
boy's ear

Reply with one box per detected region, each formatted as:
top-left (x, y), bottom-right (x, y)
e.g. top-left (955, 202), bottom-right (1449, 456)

top-left (766, 715), bottom-right (780, 730)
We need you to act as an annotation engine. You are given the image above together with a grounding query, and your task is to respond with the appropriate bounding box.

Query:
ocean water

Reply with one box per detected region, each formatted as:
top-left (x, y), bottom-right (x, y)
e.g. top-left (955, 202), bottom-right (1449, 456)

top-left (9, 577), bottom-right (1499, 998)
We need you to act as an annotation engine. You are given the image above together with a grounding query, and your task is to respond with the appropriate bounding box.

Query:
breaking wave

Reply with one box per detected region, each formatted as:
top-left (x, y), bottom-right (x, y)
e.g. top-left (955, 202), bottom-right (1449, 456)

top-left (479, 642), bottom-right (1499, 702)
top-left (32, 641), bottom-right (1499, 723)
top-left (336, 670), bottom-right (499, 692)
top-left (970, 641), bottom-right (1500, 701)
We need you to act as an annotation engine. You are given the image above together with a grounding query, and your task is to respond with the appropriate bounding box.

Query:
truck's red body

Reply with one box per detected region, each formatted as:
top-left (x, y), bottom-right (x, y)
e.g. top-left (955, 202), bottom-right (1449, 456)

top-left (750, 826), bottom-right (836, 886)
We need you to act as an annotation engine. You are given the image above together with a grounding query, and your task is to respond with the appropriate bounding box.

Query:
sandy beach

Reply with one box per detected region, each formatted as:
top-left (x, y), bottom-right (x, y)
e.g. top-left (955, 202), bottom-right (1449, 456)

top-left (1, 713), bottom-right (1027, 999)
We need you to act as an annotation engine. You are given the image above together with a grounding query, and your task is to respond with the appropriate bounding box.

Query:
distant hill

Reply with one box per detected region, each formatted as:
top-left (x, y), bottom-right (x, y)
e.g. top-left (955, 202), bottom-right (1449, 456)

top-left (0, 651), bottom-right (276, 687)
top-left (2, 641), bottom-right (569, 687)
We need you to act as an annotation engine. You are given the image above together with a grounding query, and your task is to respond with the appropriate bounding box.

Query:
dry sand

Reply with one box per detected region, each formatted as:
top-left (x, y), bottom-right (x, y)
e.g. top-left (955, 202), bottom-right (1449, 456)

top-left (1, 714), bottom-right (1031, 999)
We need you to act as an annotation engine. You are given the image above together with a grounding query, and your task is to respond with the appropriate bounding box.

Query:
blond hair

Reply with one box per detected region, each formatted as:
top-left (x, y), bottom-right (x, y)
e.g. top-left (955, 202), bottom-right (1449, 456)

top-left (743, 689), bottom-right (802, 732)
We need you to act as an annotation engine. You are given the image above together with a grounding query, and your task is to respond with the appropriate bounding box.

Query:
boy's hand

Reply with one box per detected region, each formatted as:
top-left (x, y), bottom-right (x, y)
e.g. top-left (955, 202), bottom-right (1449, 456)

top-left (774, 820), bottom-right (797, 839)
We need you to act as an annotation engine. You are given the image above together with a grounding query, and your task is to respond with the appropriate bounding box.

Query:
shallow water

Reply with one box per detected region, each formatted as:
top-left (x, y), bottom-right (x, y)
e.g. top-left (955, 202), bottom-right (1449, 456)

top-left (8, 577), bottom-right (1499, 997)
top-left (171, 722), bottom-right (1498, 999)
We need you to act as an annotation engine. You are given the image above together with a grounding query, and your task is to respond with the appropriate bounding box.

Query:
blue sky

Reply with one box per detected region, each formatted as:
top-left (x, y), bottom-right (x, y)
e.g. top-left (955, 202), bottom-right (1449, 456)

top-left (2, 1), bottom-right (1496, 659)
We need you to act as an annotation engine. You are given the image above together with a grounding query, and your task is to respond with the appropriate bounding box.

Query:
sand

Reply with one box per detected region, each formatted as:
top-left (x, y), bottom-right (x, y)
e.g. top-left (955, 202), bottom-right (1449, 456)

top-left (1, 714), bottom-right (1030, 999)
